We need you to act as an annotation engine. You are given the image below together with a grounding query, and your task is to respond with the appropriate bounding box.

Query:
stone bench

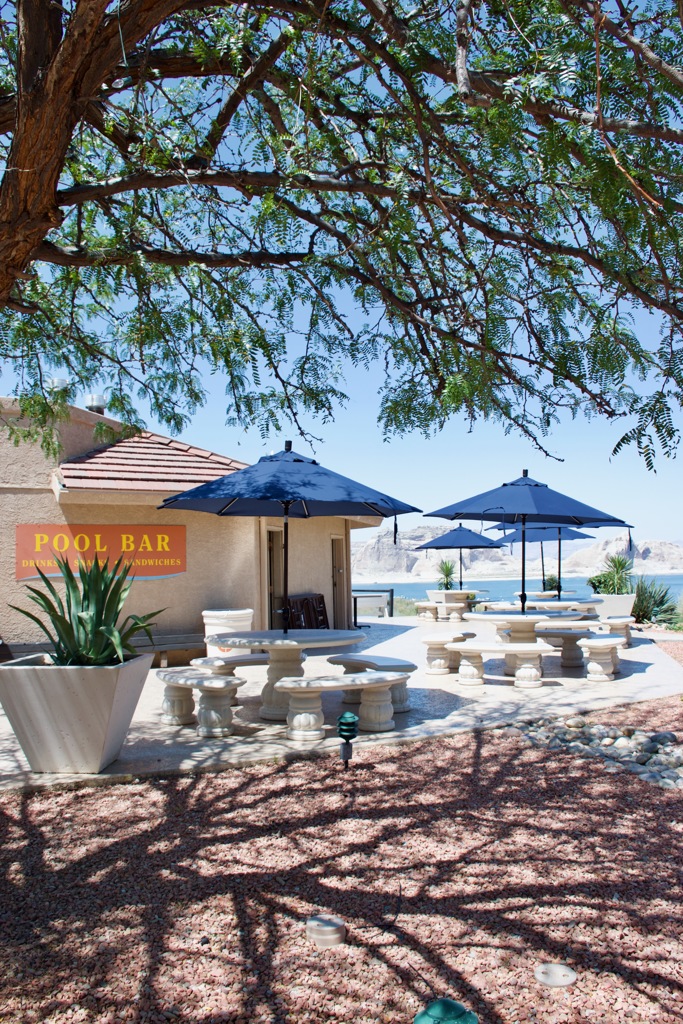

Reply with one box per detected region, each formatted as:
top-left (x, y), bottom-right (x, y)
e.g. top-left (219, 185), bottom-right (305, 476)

top-left (415, 602), bottom-right (439, 621)
top-left (426, 591), bottom-right (477, 621)
top-left (327, 654), bottom-right (416, 712)
top-left (157, 667), bottom-right (248, 736)
top-left (189, 653), bottom-right (270, 705)
top-left (599, 616), bottom-right (635, 646)
top-left (534, 627), bottom-right (593, 667)
top-left (577, 636), bottom-right (626, 682)
top-left (274, 671), bottom-right (408, 741)
top-left (191, 653), bottom-right (269, 674)
top-left (447, 639), bottom-right (554, 689)
top-left (421, 632), bottom-right (476, 675)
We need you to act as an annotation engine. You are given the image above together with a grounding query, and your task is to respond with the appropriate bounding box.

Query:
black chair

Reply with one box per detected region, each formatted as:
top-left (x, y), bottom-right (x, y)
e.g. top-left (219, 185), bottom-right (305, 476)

top-left (287, 593), bottom-right (329, 629)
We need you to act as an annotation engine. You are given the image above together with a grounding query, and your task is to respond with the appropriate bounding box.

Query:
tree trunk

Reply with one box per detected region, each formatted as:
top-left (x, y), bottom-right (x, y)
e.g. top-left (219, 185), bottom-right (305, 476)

top-left (0, 0), bottom-right (185, 308)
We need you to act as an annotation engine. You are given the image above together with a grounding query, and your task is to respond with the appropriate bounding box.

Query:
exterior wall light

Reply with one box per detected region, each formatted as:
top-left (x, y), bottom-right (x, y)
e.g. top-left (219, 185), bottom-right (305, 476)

top-left (413, 997), bottom-right (479, 1023)
top-left (337, 711), bottom-right (358, 769)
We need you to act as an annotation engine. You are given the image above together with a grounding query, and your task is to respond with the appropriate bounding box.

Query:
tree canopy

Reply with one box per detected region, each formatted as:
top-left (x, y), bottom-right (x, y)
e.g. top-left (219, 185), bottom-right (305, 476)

top-left (1, 0), bottom-right (683, 462)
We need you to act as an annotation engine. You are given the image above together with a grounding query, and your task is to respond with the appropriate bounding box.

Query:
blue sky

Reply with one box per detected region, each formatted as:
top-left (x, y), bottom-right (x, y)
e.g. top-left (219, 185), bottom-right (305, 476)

top-left (165, 354), bottom-right (682, 545)
top-left (5, 277), bottom-right (680, 543)
top-left (3, 331), bottom-right (679, 543)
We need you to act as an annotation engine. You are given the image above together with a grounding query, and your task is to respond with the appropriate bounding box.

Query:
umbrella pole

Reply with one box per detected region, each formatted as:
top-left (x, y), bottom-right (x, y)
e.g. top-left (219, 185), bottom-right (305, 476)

top-left (557, 531), bottom-right (562, 599)
top-left (459, 550), bottom-right (463, 590)
top-left (540, 541), bottom-right (546, 590)
top-left (520, 517), bottom-right (527, 613)
top-left (282, 502), bottom-right (291, 633)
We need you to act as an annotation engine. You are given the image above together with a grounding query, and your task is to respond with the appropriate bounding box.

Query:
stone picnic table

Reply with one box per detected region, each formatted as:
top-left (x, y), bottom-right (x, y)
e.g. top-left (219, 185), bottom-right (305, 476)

top-left (463, 610), bottom-right (576, 676)
top-left (205, 628), bottom-right (364, 722)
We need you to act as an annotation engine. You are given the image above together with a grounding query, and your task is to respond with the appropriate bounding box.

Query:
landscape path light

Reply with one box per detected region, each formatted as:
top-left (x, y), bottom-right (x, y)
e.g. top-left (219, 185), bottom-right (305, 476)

top-left (413, 996), bottom-right (479, 1023)
top-left (337, 710), bottom-right (358, 769)
top-left (305, 914), bottom-right (346, 947)
top-left (534, 963), bottom-right (577, 987)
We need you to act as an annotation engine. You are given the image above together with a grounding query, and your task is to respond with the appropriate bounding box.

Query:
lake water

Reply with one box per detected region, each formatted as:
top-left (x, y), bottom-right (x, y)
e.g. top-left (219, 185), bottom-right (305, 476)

top-left (354, 574), bottom-right (683, 605)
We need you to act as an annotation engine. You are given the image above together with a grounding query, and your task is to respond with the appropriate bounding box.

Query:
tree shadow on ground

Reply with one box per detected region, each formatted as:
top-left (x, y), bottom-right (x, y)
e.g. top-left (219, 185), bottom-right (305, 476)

top-left (1, 730), bottom-right (682, 1024)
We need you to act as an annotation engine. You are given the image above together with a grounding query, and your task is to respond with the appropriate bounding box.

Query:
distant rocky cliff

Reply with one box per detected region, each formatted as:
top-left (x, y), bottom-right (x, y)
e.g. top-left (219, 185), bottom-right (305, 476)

top-left (562, 535), bottom-right (683, 575)
top-left (351, 526), bottom-right (683, 581)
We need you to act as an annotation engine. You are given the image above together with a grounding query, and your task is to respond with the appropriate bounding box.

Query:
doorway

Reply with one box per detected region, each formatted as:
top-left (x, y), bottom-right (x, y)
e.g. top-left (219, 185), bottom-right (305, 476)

top-left (267, 529), bottom-right (284, 628)
top-left (331, 536), bottom-right (347, 628)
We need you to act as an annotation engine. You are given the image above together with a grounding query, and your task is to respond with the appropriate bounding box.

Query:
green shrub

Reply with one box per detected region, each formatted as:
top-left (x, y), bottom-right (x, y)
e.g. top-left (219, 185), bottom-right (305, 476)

top-left (631, 577), bottom-right (680, 627)
top-left (437, 559), bottom-right (456, 591)
top-left (12, 554), bottom-right (163, 666)
top-left (394, 597), bottom-right (418, 616)
top-left (543, 573), bottom-right (559, 592)
top-left (587, 554), bottom-right (634, 595)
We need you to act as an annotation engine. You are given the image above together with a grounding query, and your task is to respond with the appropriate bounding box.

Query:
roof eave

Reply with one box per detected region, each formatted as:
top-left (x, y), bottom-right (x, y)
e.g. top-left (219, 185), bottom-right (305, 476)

top-left (53, 477), bottom-right (187, 507)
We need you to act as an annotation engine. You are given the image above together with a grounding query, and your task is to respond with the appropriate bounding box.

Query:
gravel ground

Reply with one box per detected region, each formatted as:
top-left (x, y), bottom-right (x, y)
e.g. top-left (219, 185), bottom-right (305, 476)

top-left (1, 662), bottom-right (683, 1023)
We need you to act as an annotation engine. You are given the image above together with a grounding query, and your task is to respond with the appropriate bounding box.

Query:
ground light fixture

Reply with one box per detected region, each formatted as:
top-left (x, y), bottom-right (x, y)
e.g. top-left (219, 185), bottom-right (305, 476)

top-left (413, 997), bottom-right (479, 1022)
top-left (534, 963), bottom-right (577, 987)
top-left (305, 914), bottom-right (347, 948)
top-left (337, 711), bottom-right (359, 769)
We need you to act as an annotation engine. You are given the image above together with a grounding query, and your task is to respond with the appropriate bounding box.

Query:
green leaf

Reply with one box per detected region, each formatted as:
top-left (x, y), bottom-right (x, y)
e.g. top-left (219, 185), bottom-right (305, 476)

top-left (12, 556), bottom-right (164, 666)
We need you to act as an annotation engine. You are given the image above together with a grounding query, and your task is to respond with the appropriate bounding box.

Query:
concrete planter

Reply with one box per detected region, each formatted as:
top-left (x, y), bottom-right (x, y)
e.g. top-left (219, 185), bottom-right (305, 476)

top-left (0, 653), bottom-right (153, 773)
top-left (594, 594), bottom-right (636, 617)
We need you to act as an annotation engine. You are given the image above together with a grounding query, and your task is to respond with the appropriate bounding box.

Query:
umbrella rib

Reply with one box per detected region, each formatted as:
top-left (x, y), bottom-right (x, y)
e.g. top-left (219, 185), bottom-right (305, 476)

top-left (217, 497), bottom-right (241, 515)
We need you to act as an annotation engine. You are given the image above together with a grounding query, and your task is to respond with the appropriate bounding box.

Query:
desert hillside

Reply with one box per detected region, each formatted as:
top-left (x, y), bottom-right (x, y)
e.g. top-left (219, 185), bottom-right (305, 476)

top-left (351, 525), bottom-right (683, 581)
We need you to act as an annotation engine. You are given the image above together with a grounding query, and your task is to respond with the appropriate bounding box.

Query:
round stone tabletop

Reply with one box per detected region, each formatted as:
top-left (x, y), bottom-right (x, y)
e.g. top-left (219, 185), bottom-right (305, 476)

top-left (205, 629), bottom-right (364, 650)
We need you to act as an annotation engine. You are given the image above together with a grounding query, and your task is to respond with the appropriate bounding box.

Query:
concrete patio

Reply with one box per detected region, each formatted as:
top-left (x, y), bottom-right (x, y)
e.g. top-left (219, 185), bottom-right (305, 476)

top-left (1, 615), bottom-right (682, 792)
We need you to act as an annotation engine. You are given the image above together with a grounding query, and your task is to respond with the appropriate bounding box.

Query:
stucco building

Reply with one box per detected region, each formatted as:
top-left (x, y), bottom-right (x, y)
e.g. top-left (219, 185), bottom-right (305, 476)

top-left (1, 400), bottom-right (363, 646)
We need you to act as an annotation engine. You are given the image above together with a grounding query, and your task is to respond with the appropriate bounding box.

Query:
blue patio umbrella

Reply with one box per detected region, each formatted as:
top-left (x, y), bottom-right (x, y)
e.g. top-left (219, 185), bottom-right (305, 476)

top-left (415, 525), bottom-right (504, 590)
top-left (160, 441), bottom-right (420, 631)
top-left (425, 469), bottom-right (627, 611)
top-left (492, 523), bottom-right (595, 595)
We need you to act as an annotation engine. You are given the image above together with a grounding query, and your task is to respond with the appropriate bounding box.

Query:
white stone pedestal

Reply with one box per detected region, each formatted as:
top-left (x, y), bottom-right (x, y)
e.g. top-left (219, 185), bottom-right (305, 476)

top-left (422, 637), bottom-right (452, 675)
top-left (559, 636), bottom-right (585, 668)
top-left (161, 684), bottom-right (196, 726)
top-left (260, 647), bottom-right (306, 721)
top-left (457, 651), bottom-right (485, 685)
top-left (286, 690), bottom-right (326, 741)
top-left (358, 686), bottom-right (395, 732)
top-left (512, 653), bottom-right (544, 689)
top-left (158, 668), bottom-right (248, 736)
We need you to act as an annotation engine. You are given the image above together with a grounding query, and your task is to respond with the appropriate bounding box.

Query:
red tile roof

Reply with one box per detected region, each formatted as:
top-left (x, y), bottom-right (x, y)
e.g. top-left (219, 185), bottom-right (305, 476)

top-left (57, 431), bottom-right (249, 492)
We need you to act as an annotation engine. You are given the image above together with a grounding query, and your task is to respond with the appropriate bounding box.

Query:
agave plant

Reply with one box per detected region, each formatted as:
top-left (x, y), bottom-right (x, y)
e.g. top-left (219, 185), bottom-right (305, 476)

top-left (587, 554), bottom-right (635, 595)
top-left (632, 578), bottom-right (680, 627)
top-left (437, 559), bottom-right (456, 591)
top-left (12, 554), bottom-right (163, 666)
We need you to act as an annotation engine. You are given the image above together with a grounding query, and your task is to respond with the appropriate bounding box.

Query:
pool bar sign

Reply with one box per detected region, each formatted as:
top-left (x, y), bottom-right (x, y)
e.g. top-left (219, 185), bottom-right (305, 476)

top-left (16, 525), bottom-right (186, 580)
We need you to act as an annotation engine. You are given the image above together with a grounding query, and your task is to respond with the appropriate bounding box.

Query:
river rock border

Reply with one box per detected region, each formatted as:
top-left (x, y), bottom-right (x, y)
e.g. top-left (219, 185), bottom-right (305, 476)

top-left (492, 716), bottom-right (683, 789)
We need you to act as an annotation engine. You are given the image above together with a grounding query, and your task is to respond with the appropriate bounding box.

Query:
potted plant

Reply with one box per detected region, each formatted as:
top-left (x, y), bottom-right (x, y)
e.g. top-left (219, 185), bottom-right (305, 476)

top-left (543, 573), bottom-right (559, 594)
top-left (587, 553), bottom-right (636, 617)
top-left (436, 559), bottom-right (456, 591)
top-left (0, 554), bottom-right (162, 774)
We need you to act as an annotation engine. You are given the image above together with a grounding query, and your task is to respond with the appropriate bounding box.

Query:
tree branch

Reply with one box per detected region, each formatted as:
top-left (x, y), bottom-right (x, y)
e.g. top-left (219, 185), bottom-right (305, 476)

top-left (34, 239), bottom-right (310, 268)
top-left (56, 168), bottom-right (410, 205)
top-left (196, 31), bottom-right (292, 164)
top-left (455, 0), bottom-right (473, 100)
top-left (560, 0), bottom-right (683, 92)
